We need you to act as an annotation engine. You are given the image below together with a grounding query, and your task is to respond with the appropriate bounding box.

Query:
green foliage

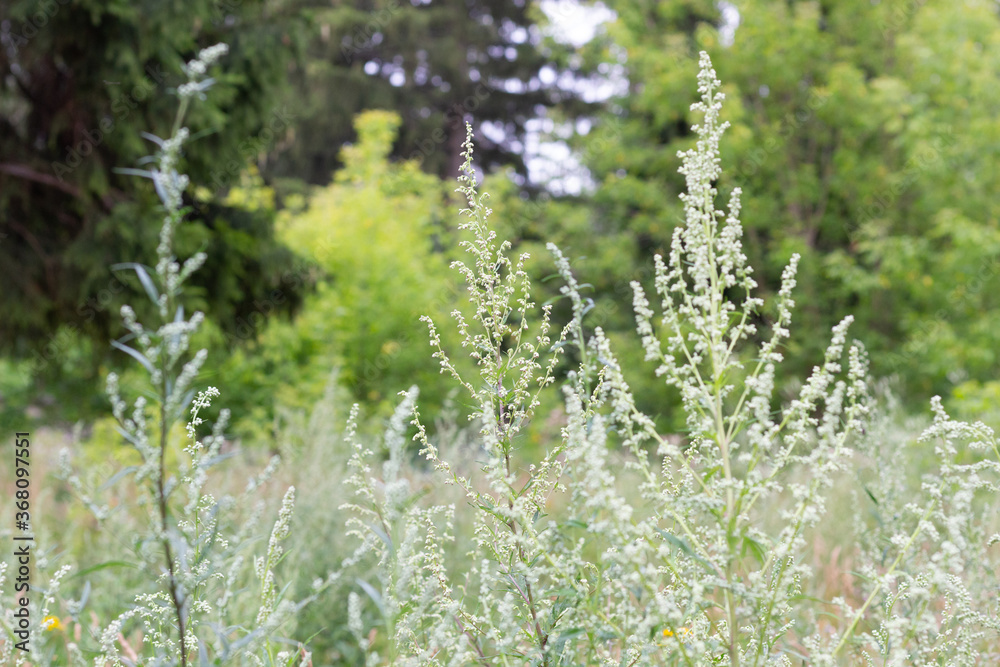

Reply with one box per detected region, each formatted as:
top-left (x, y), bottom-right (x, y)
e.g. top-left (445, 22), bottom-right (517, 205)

top-left (578, 0), bottom-right (1000, 406)
top-left (216, 110), bottom-right (470, 438)
top-left (266, 0), bottom-right (593, 184)
top-left (4, 4), bottom-right (1000, 665)
top-left (950, 379), bottom-right (1000, 430)
top-left (0, 0), bottom-right (307, 384)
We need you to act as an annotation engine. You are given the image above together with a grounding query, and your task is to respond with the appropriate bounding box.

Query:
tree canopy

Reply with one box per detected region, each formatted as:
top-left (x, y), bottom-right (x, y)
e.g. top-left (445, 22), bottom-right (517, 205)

top-left (576, 0), bottom-right (1000, 401)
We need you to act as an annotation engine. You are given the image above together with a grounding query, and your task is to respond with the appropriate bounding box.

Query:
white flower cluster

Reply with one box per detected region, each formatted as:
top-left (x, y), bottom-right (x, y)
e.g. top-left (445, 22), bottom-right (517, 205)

top-left (335, 50), bottom-right (999, 667)
top-left (421, 125), bottom-right (560, 462)
top-left (186, 385), bottom-right (220, 441)
top-left (179, 43), bottom-right (228, 99)
top-left (255, 486), bottom-right (296, 626)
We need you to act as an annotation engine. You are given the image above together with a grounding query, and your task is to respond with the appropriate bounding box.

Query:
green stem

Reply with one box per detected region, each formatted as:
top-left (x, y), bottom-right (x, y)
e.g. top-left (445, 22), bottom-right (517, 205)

top-left (831, 498), bottom-right (937, 658)
top-left (171, 97), bottom-right (190, 140)
top-left (158, 340), bottom-right (188, 667)
top-left (699, 128), bottom-right (740, 667)
top-left (751, 488), bottom-right (811, 667)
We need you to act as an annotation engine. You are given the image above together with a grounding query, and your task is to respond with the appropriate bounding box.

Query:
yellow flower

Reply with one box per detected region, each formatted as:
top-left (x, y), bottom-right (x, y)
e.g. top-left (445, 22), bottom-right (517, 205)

top-left (663, 626), bottom-right (692, 639)
top-left (42, 615), bottom-right (61, 631)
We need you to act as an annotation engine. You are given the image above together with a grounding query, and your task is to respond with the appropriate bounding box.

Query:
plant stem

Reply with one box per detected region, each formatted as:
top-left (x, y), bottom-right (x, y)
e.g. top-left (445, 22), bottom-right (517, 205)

top-left (159, 97), bottom-right (194, 665)
top-left (453, 615), bottom-right (491, 666)
top-left (504, 448), bottom-right (549, 664)
top-left (751, 488), bottom-right (811, 667)
top-left (831, 498), bottom-right (937, 658)
top-left (159, 368), bottom-right (188, 667)
top-left (707, 195), bottom-right (740, 667)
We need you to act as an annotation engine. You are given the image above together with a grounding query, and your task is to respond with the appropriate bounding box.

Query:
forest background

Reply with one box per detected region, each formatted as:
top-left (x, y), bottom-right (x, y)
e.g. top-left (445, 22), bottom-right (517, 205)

top-left (3, 0), bottom-right (1000, 433)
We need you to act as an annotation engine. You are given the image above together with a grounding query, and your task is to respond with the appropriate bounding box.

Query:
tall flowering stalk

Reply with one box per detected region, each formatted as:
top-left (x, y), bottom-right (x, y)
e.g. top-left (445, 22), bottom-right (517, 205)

top-left (100, 44), bottom-right (230, 667)
top-left (622, 52), bottom-right (871, 665)
top-left (40, 44), bottom-right (313, 667)
top-left (341, 128), bottom-right (573, 665)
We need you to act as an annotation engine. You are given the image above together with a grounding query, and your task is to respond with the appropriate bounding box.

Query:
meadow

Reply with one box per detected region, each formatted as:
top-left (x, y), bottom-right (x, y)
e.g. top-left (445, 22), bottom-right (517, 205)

top-left (1, 47), bottom-right (998, 666)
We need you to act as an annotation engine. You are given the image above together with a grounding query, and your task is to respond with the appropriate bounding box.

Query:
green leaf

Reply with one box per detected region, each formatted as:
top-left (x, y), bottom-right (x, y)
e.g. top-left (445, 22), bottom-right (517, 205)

top-left (70, 560), bottom-right (137, 578)
top-left (367, 522), bottom-right (394, 555)
top-left (357, 578), bottom-right (385, 616)
top-left (656, 529), bottom-right (716, 575)
top-left (98, 465), bottom-right (140, 491)
top-left (742, 535), bottom-right (768, 566)
top-left (75, 580), bottom-right (91, 613)
top-left (111, 262), bottom-right (160, 304)
top-left (551, 627), bottom-right (587, 653)
top-left (111, 339), bottom-right (156, 373)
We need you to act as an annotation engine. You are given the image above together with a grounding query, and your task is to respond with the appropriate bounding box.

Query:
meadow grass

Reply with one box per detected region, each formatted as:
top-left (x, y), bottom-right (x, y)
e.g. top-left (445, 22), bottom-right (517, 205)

top-left (1, 48), bottom-right (998, 667)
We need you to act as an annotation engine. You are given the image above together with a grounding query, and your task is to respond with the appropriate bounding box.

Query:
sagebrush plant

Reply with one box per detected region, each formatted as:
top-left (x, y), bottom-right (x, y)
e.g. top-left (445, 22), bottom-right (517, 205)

top-left (0, 45), bottom-right (317, 666)
top-left (341, 52), bottom-right (999, 665)
top-left (843, 394), bottom-right (1000, 665)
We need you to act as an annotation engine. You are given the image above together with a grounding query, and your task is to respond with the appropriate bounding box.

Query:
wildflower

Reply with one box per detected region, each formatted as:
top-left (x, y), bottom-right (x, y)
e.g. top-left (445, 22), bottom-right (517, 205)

top-left (42, 615), bottom-right (62, 631)
top-left (662, 626), bottom-right (692, 639)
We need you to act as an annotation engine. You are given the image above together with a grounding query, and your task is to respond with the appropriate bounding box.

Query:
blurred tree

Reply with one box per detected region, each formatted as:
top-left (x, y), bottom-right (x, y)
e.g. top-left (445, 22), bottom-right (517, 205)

top-left (217, 110), bottom-right (471, 439)
top-left (265, 0), bottom-right (594, 185)
top-left (0, 0), bottom-right (307, 388)
top-left (572, 0), bottom-right (1000, 404)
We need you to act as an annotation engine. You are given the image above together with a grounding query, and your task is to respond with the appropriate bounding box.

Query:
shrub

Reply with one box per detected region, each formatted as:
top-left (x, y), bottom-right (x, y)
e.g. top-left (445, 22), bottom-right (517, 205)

top-left (0, 44), bottom-right (319, 667)
top-left (338, 52), bottom-right (1000, 666)
top-left (216, 110), bottom-right (470, 441)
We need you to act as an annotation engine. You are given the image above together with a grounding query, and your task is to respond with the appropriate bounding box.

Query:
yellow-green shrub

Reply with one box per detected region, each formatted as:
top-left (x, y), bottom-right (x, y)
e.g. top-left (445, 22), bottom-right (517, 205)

top-left (219, 110), bottom-right (470, 440)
